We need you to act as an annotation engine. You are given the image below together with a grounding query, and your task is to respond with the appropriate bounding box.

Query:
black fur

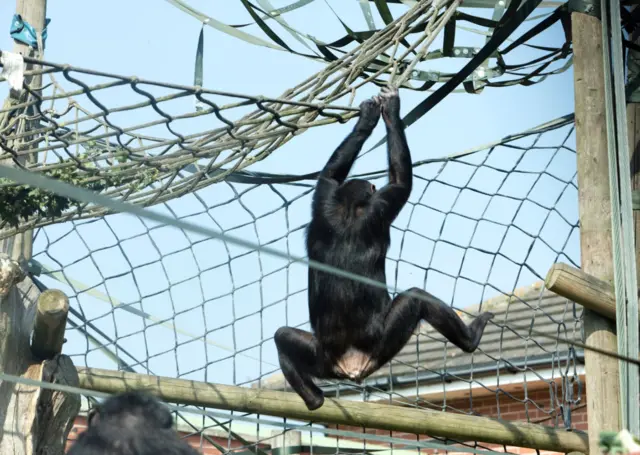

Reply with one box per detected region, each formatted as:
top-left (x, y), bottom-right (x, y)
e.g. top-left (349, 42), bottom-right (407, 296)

top-left (274, 87), bottom-right (495, 411)
top-left (67, 391), bottom-right (200, 455)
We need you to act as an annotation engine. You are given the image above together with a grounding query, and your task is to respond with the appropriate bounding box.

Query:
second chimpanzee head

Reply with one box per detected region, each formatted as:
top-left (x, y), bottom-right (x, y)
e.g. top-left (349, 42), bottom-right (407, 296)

top-left (88, 390), bottom-right (173, 430)
top-left (335, 178), bottom-right (377, 216)
top-left (69, 391), bottom-right (200, 455)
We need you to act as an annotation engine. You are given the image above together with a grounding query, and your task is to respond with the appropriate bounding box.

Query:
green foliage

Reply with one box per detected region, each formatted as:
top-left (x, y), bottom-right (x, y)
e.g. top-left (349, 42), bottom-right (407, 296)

top-left (0, 145), bottom-right (159, 228)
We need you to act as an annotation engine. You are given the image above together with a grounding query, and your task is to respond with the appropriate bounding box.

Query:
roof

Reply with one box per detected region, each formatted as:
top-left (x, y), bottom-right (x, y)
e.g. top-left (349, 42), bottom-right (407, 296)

top-left (253, 281), bottom-right (584, 393)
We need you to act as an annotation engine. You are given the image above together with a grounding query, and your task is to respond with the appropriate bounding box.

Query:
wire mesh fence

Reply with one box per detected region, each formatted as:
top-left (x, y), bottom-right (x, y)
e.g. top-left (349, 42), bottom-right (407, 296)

top-left (22, 109), bottom-right (583, 454)
top-left (0, 0), bottom-right (583, 453)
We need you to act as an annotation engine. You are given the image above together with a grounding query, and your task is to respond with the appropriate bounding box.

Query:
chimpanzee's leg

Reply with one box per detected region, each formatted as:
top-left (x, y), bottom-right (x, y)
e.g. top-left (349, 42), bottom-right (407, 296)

top-left (365, 288), bottom-right (494, 374)
top-left (274, 326), bottom-right (327, 411)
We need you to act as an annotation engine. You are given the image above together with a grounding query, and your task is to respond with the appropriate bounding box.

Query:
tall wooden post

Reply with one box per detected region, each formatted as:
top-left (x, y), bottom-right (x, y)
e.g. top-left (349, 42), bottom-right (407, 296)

top-left (572, 4), bottom-right (622, 453)
top-left (0, 0), bottom-right (81, 453)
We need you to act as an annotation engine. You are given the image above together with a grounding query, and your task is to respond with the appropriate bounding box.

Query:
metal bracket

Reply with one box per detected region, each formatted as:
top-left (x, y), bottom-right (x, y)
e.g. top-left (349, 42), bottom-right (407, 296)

top-left (409, 65), bottom-right (504, 83)
top-left (450, 46), bottom-right (480, 58)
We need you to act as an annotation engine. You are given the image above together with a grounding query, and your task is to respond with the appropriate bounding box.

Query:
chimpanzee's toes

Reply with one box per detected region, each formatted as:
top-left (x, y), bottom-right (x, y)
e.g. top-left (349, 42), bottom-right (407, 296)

top-left (478, 311), bottom-right (495, 324)
top-left (462, 311), bottom-right (495, 353)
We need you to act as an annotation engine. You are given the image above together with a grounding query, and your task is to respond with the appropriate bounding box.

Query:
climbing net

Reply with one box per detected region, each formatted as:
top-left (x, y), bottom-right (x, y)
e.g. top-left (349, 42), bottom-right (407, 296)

top-left (27, 111), bottom-right (582, 453)
top-left (0, 0), bottom-right (571, 238)
top-left (0, 0), bottom-right (581, 452)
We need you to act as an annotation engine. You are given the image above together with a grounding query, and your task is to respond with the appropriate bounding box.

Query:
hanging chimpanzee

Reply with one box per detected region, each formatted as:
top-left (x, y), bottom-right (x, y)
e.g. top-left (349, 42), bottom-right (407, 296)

top-left (273, 86), bottom-right (495, 411)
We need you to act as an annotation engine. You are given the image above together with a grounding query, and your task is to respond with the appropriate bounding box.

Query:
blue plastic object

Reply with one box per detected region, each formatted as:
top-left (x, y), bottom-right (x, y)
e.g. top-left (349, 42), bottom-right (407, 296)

top-left (9, 14), bottom-right (50, 50)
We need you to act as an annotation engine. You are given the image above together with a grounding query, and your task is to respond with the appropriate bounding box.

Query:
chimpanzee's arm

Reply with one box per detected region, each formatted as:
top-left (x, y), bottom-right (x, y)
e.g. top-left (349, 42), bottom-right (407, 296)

top-left (318, 99), bottom-right (380, 184)
top-left (312, 99), bottom-right (380, 217)
top-left (367, 87), bottom-right (412, 224)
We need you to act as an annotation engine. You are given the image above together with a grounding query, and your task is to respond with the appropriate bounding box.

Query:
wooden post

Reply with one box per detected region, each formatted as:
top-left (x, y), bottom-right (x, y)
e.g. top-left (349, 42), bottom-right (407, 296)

top-left (0, 1), bottom-right (81, 454)
top-left (545, 263), bottom-right (617, 321)
top-left (31, 289), bottom-right (70, 360)
top-left (572, 6), bottom-right (622, 454)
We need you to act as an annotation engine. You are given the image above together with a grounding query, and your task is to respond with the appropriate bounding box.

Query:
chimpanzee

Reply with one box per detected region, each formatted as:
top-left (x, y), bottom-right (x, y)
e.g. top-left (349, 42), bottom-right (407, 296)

top-left (274, 86), bottom-right (495, 411)
top-left (67, 391), bottom-right (200, 455)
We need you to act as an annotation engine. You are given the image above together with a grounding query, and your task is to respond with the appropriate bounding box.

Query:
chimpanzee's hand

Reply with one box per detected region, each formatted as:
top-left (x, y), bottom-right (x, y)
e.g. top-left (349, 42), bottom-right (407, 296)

top-left (378, 86), bottom-right (400, 124)
top-left (356, 97), bottom-right (381, 132)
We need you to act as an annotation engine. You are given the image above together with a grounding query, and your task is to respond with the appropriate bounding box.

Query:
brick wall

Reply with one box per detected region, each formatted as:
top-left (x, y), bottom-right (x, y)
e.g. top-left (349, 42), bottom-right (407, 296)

top-left (330, 387), bottom-right (587, 455)
top-left (65, 387), bottom-right (586, 454)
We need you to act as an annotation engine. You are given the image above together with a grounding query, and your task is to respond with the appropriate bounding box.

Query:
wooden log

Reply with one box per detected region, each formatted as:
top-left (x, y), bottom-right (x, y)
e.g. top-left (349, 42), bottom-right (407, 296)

top-left (545, 263), bottom-right (616, 321)
top-left (1, 278), bottom-right (80, 455)
top-left (23, 356), bottom-right (81, 454)
top-left (31, 289), bottom-right (69, 360)
top-left (77, 367), bottom-right (589, 454)
top-left (572, 8), bottom-right (622, 455)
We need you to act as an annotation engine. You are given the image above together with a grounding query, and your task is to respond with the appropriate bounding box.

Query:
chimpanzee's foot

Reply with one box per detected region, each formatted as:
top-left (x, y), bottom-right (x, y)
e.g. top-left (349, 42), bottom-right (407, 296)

top-left (463, 312), bottom-right (495, 353)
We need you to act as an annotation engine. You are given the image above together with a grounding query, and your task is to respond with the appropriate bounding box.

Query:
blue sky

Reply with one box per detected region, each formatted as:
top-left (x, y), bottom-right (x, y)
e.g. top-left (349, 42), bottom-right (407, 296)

top-left (0, 0), bottom-right (579, 398)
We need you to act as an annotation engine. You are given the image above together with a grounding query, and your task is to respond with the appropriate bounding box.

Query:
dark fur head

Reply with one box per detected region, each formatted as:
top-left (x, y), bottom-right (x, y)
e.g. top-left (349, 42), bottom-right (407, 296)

top-left (69, 391), bottom-right (199, 455)
top-left (335, 179), bottom-right (376, 216)
top-left (88, 391), bottom-right (173, 430)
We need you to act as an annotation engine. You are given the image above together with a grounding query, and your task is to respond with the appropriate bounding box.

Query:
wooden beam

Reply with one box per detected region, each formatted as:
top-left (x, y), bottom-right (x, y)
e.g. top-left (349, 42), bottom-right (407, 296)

top-left (545, 263), bottom-right (616, 321)
top-left (77, 367), bottom-right (589, 454)
top-left (23, 356), bottom-right (81, 454)
top-left (31, 289), bottom-right (70, 360)
top-left (572, 7), bottom-right (622, 455)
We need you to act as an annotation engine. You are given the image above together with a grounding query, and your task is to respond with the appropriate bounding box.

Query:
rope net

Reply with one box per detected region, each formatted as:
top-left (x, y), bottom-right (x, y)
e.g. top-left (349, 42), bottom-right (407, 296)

top-left (0, 0), bottom-right (571, 238)
top-left (26, 111), bottom-right (582, 453)
top-left (0, 0), bottom-right (581, 453)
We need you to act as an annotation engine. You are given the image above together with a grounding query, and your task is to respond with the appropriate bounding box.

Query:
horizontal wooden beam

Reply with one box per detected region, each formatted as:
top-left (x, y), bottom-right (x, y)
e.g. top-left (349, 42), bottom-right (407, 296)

top-left (77, 367), bottom-right (589, 454)
top-left (545, 262), bottom-right (617, 321)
